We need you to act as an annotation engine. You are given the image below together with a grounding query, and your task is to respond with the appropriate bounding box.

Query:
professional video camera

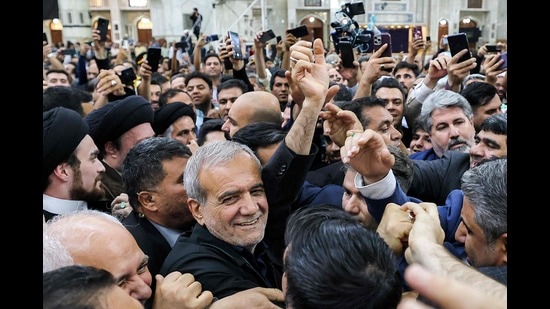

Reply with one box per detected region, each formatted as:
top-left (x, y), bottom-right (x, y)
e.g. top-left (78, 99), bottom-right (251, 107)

top-left (330, 2), bottom-right (374, 54)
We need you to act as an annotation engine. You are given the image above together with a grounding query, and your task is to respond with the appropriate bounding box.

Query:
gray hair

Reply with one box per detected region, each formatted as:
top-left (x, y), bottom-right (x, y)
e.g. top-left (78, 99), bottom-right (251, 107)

top-left (419, 90), bottom-right (473, 132)
top-left (184, 140), bottom-right (261, 205)
top-left (43, 233), bottom-right (74, 272)
top-left (461, 158), bottom-right (507, 246)
top-left (45, 210), bottom-right (123, 259)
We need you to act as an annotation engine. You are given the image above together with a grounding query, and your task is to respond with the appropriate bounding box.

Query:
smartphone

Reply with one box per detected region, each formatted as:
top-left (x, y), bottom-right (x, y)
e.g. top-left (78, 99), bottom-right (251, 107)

top-left (43, 32), bottom-right (48, 45)
top-left (96, 18), bottom-right (109, 42)
top-left (286, 25), bottom-right (309, 38)
top-left (373, 33), bottom-right (392, 72)
top-left (426, 36), bottom-right (431, 42)
top-left (486, 45), bottom-right (501, 53)
top-left (447, 33), bottom-right (472, 63)
top-left (339, 41), bottom-right (355, 68)
top-left (228, 31), bottom-right (244, 60)
top-left (119, 67), bottom-right (137, 86)
top-left (498, 52), bottom-right (507, 70)
top-left (413, 26), bottom-right (423, 40)
top-left (374, 33), bottom-right (392, 58)
top-left (206, 34), bottom-right (219, 43)
top-left (276, 35), bottom-right (282, 44)
top-left (147, 47), bottom-right (162, 73)
top-left (259, 29), bottom-right (276, 43)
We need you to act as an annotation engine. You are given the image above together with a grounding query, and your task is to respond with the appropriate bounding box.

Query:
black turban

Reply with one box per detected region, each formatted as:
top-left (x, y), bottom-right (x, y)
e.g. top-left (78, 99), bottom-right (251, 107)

top-left (84, 95), bottom-right (153, 148)
top-left (153, 102), bottom-right (197, 135)
top-left (43, 107), bottom-right (89, 183)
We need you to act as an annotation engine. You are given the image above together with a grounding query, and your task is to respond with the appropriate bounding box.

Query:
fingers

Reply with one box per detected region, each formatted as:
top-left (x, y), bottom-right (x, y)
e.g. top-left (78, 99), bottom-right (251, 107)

top-left (258, 287), bottom-right (284, 302)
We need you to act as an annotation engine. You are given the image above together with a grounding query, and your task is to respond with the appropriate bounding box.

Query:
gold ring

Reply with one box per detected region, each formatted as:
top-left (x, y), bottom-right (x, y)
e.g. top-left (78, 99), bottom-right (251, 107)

top-left (111, 80), bottom-right (117, 86)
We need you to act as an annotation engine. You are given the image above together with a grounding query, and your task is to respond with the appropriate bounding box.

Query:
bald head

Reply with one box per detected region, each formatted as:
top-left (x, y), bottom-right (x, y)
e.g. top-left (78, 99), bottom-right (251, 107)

top-left (45, 210), bottom-right (153, 303)
top-left (222, 91), bottom-right (283, 137)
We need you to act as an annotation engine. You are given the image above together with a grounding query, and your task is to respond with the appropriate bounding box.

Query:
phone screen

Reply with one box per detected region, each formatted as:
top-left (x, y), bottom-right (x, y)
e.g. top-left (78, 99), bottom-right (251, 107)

top-left (147, 47), bottom-right (162, 72)
top-left (447, 33), bottom-right (472, 63)
top-left (120, 67), bottom-right (137, 86)
top-left (228, 31), bottom-right (244, 60)
top-left (413, 26), bottom-right (423, 40)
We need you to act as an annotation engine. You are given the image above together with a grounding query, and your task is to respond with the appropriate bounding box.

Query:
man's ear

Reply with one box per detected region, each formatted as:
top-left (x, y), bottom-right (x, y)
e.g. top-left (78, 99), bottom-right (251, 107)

top-left (188, 199), bottom-right (204, 224)
top-left (138, 191), bottom-right (158, 212)
top-left (104, 141), bottom-right (119, 158)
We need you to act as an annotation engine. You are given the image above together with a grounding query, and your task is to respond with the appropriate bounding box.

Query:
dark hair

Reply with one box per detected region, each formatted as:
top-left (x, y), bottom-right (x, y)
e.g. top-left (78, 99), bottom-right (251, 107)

top-left (122, 137), bottom-right (192, 210)
top-left (479, 112), bottom-right (507, 137)
top-left (372, 76), bottom-right (407, 101)
top-left (203, 53), bottom-right (221, 65)
top-left (232, 122), bottom-right (286, 153)
top-left (158, 88), bottom-right (190, 107)
top-left (393, 61), bottom-right (420, 77)
top-left (43, 86), bottom-right (92, 116)
top-left (339, 96), bottom-right (386, 128)
top-left (284, 205), bottom-right (402, 309)
top-left (270, 69), bottom-right (287, 90)
top-left (217, 78), bottom-right (248, 94)
top-left (330, 82), bottom-right (353, 102)
top-left (460, 81), bottom-right (498, 109)
top-left (197, 119), bottom-right (229, 146)
top-left (43, 265), bottom-right (118, 309)
top-left (184, 71), bottom-right (213, 90)
top-left (151, 71), bottom-right (168, 86)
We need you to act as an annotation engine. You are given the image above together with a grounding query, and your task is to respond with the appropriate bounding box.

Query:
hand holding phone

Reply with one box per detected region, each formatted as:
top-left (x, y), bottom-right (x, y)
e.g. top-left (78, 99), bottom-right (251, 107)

top-left (373, 33), bottom-right (393, 72)
top-left (228, 31), bottom-right (244, 60)
top-left (147, 47), bottom-right (162, 73)
top-left (447, 33), bottom-right (472, 63)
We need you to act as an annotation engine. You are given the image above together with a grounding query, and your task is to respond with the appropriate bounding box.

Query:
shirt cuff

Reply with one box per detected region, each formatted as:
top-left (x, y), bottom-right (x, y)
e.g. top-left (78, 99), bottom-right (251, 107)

top-left (355, 170), bottom-right (396, 200)
top-left (415, 81), bottom-right (435, 103)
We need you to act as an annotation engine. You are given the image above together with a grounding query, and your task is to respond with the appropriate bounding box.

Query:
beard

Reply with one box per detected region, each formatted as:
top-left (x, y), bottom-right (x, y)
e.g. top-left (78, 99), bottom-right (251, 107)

top-left (69, 169), bottom-right (105, 201)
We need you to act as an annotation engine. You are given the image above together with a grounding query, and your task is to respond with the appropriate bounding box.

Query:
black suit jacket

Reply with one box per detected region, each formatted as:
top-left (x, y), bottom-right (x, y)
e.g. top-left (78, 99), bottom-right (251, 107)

top-left (122, 212), bottom-right (185, 309)
top-left (408, 151), bottom-right (470, 205)
top-left (160, 223), bottom-right (283, 302)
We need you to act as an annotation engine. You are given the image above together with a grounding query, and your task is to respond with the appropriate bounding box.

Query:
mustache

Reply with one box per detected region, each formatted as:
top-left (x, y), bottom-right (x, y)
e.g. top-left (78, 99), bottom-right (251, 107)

top-left (447, 137), bottom-right (471, 149)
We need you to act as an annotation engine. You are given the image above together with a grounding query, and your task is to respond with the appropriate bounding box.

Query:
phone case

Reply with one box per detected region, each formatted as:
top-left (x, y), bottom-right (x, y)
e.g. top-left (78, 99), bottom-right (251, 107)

top-left (339, 41), bottom-right (355, 68)
top-left (228, 31), bottom-right (244, 60)
top-left (147, 47), bottom-right (162, 72)
top-left (373, 33), bottom-right (392, 58)
top-left (447, 33), bottom-right (471, 63)
top-left (498, 52), bottom-right (507, 70)
top-left (259, 30), bottom-right (276, 43)
top-left (287, 25), bottom-right (309, 38)
top-left (97, 18), bottom-right (109, 42)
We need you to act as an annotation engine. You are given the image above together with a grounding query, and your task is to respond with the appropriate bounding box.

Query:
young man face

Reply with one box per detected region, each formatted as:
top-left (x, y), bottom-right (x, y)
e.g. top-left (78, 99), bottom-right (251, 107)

top-left (68, 135), bottom-right (105, 201)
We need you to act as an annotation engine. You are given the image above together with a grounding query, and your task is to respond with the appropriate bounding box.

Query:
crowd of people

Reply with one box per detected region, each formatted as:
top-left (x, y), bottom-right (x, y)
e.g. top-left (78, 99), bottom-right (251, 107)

top-left (43, 22), bottom-right (508, 308)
